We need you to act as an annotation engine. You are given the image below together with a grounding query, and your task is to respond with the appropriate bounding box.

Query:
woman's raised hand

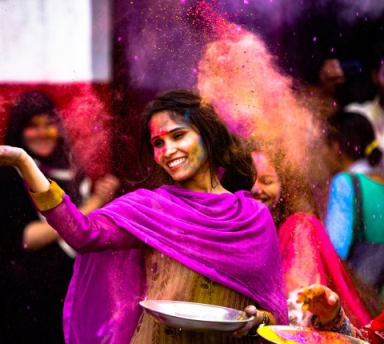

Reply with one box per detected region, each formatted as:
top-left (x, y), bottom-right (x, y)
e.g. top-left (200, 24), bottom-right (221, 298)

top-left (0, 145), bottom-right (50, 192)
top-left (93, 174), bottom-right (121, 205)
top-left (296, 284), bottom-right (340, 325)
top-left (0, 145), bottom-right (26, 167)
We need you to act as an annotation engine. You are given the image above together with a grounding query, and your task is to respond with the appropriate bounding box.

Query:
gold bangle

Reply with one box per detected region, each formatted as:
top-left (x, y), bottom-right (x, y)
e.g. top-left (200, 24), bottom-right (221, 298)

top-left (259, 311), bottom-right (269, 327)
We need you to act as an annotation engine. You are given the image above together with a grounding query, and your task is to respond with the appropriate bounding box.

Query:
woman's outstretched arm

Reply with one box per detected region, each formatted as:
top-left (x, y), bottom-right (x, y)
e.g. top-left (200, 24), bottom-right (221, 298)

top-left (0, 145), bottom-right (139, 253)
top-left (23, 174), bottom-right (121, 250)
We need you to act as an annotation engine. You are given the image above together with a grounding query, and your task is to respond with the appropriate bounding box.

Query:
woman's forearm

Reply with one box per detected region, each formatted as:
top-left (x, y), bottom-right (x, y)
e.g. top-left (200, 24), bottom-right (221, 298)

top-left (0, 146), bottom-right (49, 192)
top-left (23, 220), bottom-right (60, 250)
top-left (16, 150), bottom-right (50, 192)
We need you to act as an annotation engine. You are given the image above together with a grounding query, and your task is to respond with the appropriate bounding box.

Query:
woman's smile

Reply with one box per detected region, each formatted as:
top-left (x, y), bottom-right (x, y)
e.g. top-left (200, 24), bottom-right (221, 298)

top-left (167, 157), bottom-right (187, 170)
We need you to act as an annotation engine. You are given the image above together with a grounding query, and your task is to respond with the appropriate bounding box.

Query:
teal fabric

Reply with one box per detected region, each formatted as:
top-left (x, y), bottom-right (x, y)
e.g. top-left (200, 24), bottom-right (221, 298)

top-left (326, 172), bottom-right (384, 259)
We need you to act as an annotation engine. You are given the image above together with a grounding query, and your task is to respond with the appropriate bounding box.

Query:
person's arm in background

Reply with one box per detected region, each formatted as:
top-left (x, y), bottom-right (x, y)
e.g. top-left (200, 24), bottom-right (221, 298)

top-left (297, 284), bottom-right (384, 343)
top-left (325, 173), bottom-right (355, 259)
top-left (23, 174), bottom-right (121, 250)
top-left (0, 146), bottom-right (139, 253)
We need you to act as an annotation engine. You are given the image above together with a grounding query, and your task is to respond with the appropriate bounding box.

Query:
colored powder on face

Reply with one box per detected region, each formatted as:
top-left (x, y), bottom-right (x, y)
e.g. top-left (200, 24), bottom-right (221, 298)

top-left (183, 108), bottom-right (191, 122)
top-left (187, 136), bottom-right (206, 169)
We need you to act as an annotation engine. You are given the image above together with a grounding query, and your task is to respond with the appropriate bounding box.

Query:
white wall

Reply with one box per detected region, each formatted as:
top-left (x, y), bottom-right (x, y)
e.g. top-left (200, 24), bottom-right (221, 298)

top-left (0, 0), bottom-right (111, 82)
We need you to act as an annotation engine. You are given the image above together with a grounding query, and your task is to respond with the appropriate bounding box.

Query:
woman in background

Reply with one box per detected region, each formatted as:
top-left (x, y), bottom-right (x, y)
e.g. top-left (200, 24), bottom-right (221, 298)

top-left (240, 141), bottom-right (373, 328)
top-left (325, 111), bottom-right (384, 296)
top-left (0, 91), bottom-right (119, 343)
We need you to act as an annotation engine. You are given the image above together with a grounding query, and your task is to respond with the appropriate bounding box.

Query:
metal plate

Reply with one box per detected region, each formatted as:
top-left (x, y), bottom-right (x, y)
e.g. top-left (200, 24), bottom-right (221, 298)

top-left (139, 300), bottom-right (254, 332)
top-left (258, 325), bottom-right (369, 344)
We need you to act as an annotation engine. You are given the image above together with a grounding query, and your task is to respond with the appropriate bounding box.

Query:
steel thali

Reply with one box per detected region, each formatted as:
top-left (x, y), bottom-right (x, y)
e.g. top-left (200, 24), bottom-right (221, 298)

top-left (139, 300), bottom-right (254, 332)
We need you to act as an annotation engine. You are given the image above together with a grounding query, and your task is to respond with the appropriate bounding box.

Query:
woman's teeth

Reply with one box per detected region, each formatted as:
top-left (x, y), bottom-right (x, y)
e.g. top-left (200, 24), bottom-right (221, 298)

top-left (168, 157), bottom-right (186, 168)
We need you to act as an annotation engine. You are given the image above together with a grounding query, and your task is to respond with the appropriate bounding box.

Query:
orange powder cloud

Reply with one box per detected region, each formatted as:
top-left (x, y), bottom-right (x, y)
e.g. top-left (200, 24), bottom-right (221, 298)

top-left (197, 29), bottom-right (320, 178)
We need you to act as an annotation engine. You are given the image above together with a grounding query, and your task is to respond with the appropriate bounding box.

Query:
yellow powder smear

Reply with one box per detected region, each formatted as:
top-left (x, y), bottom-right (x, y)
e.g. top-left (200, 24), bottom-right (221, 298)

top-left (258, 326), bottom-right (367, 344)
top-left (258, 326), bottom-right (298, 344)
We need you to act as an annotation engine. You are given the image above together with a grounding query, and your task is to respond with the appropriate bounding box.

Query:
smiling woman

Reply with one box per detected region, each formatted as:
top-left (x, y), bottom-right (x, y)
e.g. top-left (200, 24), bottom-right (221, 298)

top-left (22, 114), bottom-right (59, 158)
top-left (0, 89), bottom-right (288, 344)
top-left (250, 151), bottom-right (282, 208)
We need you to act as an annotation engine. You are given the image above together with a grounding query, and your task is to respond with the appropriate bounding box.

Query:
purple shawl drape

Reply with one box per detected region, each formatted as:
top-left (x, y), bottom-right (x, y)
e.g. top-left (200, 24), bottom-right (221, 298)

top-left (44, 185), bottom-right (288, 343)
top-left (97, 185), bottom-right (287, 320)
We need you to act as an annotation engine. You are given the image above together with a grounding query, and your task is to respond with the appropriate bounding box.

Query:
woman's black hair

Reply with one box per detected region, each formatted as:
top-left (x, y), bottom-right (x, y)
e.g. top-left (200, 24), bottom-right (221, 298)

top-left (4, 90), bottom-right (71, 168)
top-left (326, 111), bottom-right (382, 166)
top-left (141, 89), bottom-right (255, 192)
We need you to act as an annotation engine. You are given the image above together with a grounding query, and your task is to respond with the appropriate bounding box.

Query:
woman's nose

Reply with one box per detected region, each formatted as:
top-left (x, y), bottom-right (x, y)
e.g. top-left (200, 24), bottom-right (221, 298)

top-left (164, 142), bottom-right (177, 157)
top-left (251, 181), bottom-right (262, 195)
top-left (34, 125), bottom-right (46, 136)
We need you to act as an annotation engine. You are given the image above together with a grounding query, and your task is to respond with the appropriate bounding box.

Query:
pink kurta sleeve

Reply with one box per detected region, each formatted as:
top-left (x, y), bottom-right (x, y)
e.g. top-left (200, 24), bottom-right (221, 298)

top-left (30, 181), bottom-right (141, 253)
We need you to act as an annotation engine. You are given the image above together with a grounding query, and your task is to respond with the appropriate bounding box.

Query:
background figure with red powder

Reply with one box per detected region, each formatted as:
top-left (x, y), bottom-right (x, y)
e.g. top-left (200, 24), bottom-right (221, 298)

top-left (240, 140), bottom-right (376, 330)
top-left (0, 91), bottom-right (120, 344)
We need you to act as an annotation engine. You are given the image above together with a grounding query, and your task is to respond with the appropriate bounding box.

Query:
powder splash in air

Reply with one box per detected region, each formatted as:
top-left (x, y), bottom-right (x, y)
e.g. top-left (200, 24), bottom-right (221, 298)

top-left (198, 27), bottom-right (319, 178)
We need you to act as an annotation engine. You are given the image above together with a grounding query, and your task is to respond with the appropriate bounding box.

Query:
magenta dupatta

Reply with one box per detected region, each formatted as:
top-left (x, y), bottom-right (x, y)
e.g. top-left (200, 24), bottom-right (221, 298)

top-left (278, 212), bottom-right (371, 328)
top-left (43, 185), bottom-right (288, 343)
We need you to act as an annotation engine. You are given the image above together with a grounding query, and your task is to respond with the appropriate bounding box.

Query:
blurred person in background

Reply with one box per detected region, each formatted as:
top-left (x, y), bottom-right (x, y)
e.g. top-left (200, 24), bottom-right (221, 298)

top-left (325, 111), bottom-right (384, 299)
top-left (0, 91), bottom-right (120, 343)
top-left (305, 58), bottom-right (348, 125)
top-left (346, 40), bottom-right (384, 157)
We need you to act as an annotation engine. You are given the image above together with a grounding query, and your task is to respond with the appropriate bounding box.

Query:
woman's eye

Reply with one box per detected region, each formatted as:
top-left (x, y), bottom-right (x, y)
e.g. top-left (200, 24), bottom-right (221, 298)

top-left (174, 132), bottom-right (185, 140)
top-left (153, 140), bottom-right (163, 148)
top-left (26, 124), bottom-right (38, 130)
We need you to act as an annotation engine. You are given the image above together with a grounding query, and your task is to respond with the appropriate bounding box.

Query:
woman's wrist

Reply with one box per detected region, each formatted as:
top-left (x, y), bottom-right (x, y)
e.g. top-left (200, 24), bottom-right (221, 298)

top-left (18, 154), bottom-right (51, 193)
top-left (318, 305), bottom-right (341, 326)
top-left (312, 306), bottom-right (344, 330)
top-left (14, 148), bottom-right (29, 169)
top-left (248, 310), bottom-right (270, 335)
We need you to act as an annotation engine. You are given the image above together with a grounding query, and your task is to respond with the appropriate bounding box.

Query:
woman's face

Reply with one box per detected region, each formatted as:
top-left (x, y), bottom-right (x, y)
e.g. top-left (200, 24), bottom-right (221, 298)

top-left (22, 114), bottom-right (59, 158)
top-left (251, 152), bottom-right (282, 208)
top-left (149, 111), bottom-right (208, 184)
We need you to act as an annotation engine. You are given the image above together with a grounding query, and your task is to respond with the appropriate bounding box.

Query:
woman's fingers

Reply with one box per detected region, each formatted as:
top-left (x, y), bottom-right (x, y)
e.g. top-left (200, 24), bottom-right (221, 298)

top-left (0, 146), bottom-right (24, 167)
top-left (244, 305), bottom-right (257, 317)
top-left (232, 306), bottom-right (259, 338)
top-left (295, 284), bottom-right (340, 321)
top-left (93, 174), bottom-right (121, 204)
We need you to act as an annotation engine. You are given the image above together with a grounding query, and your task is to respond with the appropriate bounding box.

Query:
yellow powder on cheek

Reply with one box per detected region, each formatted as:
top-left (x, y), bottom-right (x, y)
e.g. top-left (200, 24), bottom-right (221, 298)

top-left (46, 127), bottom-right (59, 139)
